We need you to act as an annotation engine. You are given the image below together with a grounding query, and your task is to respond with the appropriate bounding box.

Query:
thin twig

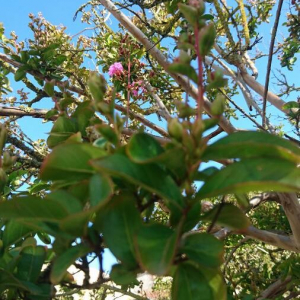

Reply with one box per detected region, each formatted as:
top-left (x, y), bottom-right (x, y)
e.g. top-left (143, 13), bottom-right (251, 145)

top-left (262, 0), bottom-right (284, 128)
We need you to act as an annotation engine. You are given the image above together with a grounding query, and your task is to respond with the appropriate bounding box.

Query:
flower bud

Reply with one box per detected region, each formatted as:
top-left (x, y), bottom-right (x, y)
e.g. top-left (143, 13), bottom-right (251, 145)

top-left (0, 168), bottom-right (7, 194)
top-left (2, 152), bottom-right (16, 170)
top-left (168, 118), bottom-right (183, 141)
top-left (211, 95), bottom-right (226, 116)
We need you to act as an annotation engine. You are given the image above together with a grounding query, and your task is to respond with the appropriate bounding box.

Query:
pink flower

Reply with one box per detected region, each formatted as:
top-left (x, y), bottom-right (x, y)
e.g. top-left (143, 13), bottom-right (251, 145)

top-left (108, 62), bottom-right (124, 77)
top-left (132, 89), bottom-right (139, 97)
top-left (130, 80), bottom-right (146, 97)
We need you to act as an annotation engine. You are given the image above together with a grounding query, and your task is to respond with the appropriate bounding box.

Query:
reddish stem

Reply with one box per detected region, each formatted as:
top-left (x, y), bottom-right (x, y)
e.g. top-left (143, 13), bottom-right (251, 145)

top-left (126, 58), bottom-right (131, 127)
top-left (194, 26), bottom-right (204, 120)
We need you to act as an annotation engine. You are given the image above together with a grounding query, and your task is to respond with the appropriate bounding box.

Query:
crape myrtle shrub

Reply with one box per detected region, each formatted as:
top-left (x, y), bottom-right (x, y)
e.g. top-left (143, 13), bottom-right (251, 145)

top-left (0, 0), bottom-right (299, 299)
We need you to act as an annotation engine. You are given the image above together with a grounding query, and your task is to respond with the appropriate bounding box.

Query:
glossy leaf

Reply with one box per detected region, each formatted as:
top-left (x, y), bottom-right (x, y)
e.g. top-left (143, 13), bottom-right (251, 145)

top-left (16, 245), bottom-right (46, 282)
top-left (180, 233), bottom-right (223, 268)
top-left (44, 81), bottom-right (54, 97)
top-left (110, 264), bottom-right (139, 286)
top-left (197, 158), bottom-right (300, 198)
top-left (0, 197), bottom-right (68, 220)
top-left (47, 116), bottom-right (78, 148)
top-left (89, 173), bottom-right (113, 208)
top-left (2, 220), bottom-right (32, 248)
top-left (91, 154), bottom-right (184, 221)
top-left (126, 133), bottom-right (164, 163)
top-left (47, 190), bottom-right (82, 214)
top-left (202, 131), bottom-right (300, 164)
top-left (0, 269), bottom-right (30, 292)
top-left (95, 195), bottom-right (141, 268)
top-left (135, 223), bottom-right (178, 275)
top-left (59, 211), bottom-right (90, 237)
top-left (168, 63), bottom-right (198, 83)
top-left (202, 203), bottom-right (250, 230)
top-left (72, 101), bottom-right (94, 136)
top-left (40, 143), bottom-right (106, 182)
top-left (14, 68), bottom-right (27, 82)
top-left (50, 244), bottom-right (91, 284)
top-left (172, 263), bottom-right (213, 300)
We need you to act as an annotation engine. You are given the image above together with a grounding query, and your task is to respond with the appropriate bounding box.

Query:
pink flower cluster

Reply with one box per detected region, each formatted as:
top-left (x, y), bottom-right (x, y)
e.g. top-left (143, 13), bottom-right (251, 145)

top-left (108, 62), bottom-right (124, 77)
top-left (129, 80), bottom-right (146, 97)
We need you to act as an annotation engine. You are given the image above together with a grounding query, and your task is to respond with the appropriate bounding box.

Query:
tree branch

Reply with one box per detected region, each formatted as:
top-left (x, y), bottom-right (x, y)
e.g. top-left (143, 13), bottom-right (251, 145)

top-left (0, 106), bottom-right (50, 119)
top-left (241, 226), bottom-right (300, 253)
top-left (277, 193), bottom-right (300, 248)
top-left (257, 276), bottom-right (292, 300)
top-left (262, 0), bottom-right (284, 127)
top-left (98, 0), bottom-right (236, 134)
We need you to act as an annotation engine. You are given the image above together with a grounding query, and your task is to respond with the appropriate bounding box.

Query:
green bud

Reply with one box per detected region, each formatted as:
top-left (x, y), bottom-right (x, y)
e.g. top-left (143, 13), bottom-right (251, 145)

top-left (168, 118), bottom-right (183, 141)
top-left (178, 4), bottom-right (198, 26)
top-left (0, 125), bottom-right (7, 155)
top-left (2, 151), bottom-right (16, 170)
top-left (88, 72), bottom-right (107, 103)
top-left (211, 95), bottom-right (226, 116)
top-left (192, 119), bottom-right (204, 140)
top-left (189, 0), bottom-right (205, 16)
top-left (203, 118), bottom-right (219, 131)
top-left (198, 22), bottom-right (216, 56)
top-left (0, 168), bottom-right (7, 194)
top-left (178, 106), bottom-right (196, 118)
top-left (179, 50), bottom-right (192, 64)
top-left (182, 133), bottom-right (195, 155)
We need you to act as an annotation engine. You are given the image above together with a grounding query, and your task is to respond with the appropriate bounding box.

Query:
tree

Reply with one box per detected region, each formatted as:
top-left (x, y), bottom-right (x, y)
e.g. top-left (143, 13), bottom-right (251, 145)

top-left (0, 0), bottom-right (299, 299)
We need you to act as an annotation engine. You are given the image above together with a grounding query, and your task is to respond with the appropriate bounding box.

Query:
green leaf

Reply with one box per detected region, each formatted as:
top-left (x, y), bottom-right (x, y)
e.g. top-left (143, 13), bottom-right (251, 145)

top-left (46, 190), bottom-right (82, 214)
top-left (194, 167), bottom-right (219, 181)
top-left (2, 220), bottom-right (33, 248)
top-left (198, 23), bottom-right (216, 56)
top-left (0, 269), bottom-right (30, 292)
top-left (172, 263), bottom-right (213, 300)
top-left (283, 101), bottom-right (299, 110)
top-left (168, 63), bottom-right (198, 83)
top-left (0, 197), bottom-right (68, 221)
top-left (202, 267), bottom-right (227, 300)
top-left (95, 194), bottom-right (141, 268)
top-left (135, 223), bottom-right (178, 275)
top-left (97, 125), bottom-right (119, 145)
top-left (53, 55), bottom-right (67, 66)
top-left (91, 154), bottom-right (184, 223)
top-left (110, 264), bottom-right (139, 286)
top-left (202, 131), bottom-right (300, 164)
top-left (127, 133), bottom-right (164, 163)
top-left (40, 143), bottom-right (106, 182)
top-left (89, 173), bottom-right (113, 208)
top-left (197, 158), bottom-right (300, 199)
top-left (72, 101), bottom-right (95, 136)
top-left (44, 81), bottom-right (54, 97)
top-left (202, 203), bottom-right (249, 230)
top-left (16, 245), bottom-right (46, 282)
top-left (182, 202), bottom-right (201, 232)
top-left (14, 68), bottom-right (26, 82)
top-left (178, 4), bottom-right (198, 26)
top-left (47, 116), bottom-right (78, 148)
top-left (37, 232), bottom-right (51, 245)
top-left (180, 233), bottom-right (223, 268)
top-left (59, 211), bottom-right (90, 237)
top-left (50, 244), bottom-right (91, 284)
top-left (201, 14), bottom-right (214, 20)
